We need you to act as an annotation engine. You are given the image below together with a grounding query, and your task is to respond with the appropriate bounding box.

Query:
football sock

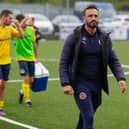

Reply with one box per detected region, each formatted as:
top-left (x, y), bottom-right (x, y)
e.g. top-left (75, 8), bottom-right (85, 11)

top-left (0, 101), bottom-right (4, 110)
top-left (22, 83), bottom-right (31, 102)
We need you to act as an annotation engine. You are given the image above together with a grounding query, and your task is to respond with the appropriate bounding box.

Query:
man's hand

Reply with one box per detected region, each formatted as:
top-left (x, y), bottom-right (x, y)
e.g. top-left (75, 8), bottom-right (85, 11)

top-left (118, 80), bottom-right (127, 93)
top-left (11, 18), bottom-right (23, 38)
top-left (35, 58), bottom-right (39, 63)
top-left (11, 19), bottom-right (19, 26)
top-left (63, 85), bottom-right (74, 95)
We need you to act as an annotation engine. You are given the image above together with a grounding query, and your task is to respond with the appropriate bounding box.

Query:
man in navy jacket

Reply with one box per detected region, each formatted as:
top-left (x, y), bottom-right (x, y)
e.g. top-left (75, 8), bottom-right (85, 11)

top-left (59, 5), bottom-right (127, 129)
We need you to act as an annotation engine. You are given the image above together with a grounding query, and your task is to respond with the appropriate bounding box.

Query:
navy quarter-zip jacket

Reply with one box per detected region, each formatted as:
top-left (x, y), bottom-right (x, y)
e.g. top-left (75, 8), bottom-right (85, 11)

top-left (59, 24), bottom-right (125, 94)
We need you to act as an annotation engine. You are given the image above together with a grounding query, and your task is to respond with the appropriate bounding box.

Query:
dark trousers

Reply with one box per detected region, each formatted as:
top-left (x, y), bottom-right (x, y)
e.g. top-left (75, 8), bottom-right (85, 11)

top-left (74, 81), bottom-right (102, 129)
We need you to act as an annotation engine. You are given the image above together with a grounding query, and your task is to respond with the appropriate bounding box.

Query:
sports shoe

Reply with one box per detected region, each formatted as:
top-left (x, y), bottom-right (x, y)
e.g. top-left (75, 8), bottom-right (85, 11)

top-left (0, 110), bottom-right (6, 116)
top-left (18, 90), bottom-right (24, 104)
top-left (25, 101), bottom-right (32, 107)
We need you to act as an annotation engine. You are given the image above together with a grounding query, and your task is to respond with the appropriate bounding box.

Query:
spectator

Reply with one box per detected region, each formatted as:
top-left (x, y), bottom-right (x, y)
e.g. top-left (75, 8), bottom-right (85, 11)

top-left (28, 17), bottom-right (42, 46)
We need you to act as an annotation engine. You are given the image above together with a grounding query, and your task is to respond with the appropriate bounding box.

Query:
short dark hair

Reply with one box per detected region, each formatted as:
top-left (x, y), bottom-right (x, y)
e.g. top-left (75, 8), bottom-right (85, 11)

top-left (82, 4), bottom-right (99, 16)
top-left (16, 14), bottom-right (25, 22)
top-left (0, 9), bottom-right (12, 17)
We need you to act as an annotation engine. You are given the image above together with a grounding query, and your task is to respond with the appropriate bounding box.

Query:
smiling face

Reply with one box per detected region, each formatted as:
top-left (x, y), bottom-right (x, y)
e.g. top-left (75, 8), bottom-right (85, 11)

top-left (2, 13), bottom-right (13, 25)
top-left (0, 10), bottom-right (13, 25)
top-left (83, 7), bottom-right (99, 29)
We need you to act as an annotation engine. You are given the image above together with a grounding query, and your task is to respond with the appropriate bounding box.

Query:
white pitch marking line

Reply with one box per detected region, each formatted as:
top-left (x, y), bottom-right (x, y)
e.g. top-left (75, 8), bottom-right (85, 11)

top-left (122, 64), bottom-right (129, 68)
top-left (8, 78), bottom-right (60, 83)
top-left (108, 71), bottom-right (129, 77)
top-left (108, 64), bottom-right (129, 77)
top-left (7, 64), bottom-right (129, 83)
top-left (11, 57), bottom-right (59, 62)
top-left (0, 116), bottom-right (39, 129)
top-left (8, 71), bottom-right (129, 83)
top-left (8, 73), bottom-right (129, 83)
top-left (3, 64), bottom-right (129, 128)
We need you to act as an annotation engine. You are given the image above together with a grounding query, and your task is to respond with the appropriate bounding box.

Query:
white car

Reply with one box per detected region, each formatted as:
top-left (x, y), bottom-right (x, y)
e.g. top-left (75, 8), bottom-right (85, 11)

top-left (25, 13), bottom-right (54, 35)
top-left (111, 15), bottom-right (129, 28)
top-left (52, 15), bottom-right (82, 39)
top-left (52, 14), bottom-right (81, 25)
top-left (100, 15), bottom-right (129, 32)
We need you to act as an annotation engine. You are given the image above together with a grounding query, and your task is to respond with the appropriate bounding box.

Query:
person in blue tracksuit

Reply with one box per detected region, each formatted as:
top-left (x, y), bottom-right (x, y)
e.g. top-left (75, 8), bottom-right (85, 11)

top-left (59, 5), bottom-right (127, 129)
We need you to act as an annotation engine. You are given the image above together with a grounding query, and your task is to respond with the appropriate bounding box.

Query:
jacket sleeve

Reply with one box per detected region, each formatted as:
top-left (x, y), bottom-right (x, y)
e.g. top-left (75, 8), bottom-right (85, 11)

top-left (59, 33), bottom-right (75, 87)
top-left (108, 37), bottom-right (126, 81)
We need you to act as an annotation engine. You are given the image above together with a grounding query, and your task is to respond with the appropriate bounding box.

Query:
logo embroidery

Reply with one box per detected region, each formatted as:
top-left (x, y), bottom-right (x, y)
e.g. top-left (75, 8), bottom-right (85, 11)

top-left (99, 40), bottom-right (101, 45)
top-left (20, 69), bottom-right (25, 74)
top-left (79, 92), bottom-right (87, 100)
top-left (81, 36), bottom-right (86, 44)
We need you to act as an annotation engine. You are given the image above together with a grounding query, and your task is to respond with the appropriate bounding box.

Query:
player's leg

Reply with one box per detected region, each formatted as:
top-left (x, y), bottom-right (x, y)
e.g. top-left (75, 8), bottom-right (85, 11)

top-left (18, 61), bottom-right (32, 106)
top-left (0, 64), bottom-right (10, 116)
top-left (74, 82), bottom-right (94, 129)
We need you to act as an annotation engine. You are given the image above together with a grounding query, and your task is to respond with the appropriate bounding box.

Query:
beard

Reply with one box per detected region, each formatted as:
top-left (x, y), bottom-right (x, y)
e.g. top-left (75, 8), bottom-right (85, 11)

top-left (86, 21), bottom-right (98, 29)
top-left (4, 20), bottom-right (11, 25)
top-left (5, 23), bottom-right (10, 25)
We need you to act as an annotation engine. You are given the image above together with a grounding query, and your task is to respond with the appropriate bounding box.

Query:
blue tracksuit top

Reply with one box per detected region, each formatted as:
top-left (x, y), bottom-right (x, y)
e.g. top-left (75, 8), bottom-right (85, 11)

top-left (59, 25), bottom-right (126, 94)
top-left (77, 30), bottom-right (102, 82)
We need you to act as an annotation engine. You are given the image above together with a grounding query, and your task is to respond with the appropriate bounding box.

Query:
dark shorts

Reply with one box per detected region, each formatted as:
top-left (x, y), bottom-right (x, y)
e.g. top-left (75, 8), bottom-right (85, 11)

top-left (0, 64), bottom-right (11, 81)
top-left (18, 61), bottom-right (35, 77)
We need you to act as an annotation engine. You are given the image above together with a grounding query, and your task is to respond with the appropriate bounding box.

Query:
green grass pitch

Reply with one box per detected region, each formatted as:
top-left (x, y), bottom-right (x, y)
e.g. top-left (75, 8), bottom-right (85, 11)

top-left (0, 40), bottom-right (129, 129)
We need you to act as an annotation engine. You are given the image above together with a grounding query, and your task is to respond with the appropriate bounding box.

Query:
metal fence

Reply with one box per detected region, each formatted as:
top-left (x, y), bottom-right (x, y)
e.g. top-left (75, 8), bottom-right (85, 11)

top-left (0, 3), bottom-right (73, 20)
